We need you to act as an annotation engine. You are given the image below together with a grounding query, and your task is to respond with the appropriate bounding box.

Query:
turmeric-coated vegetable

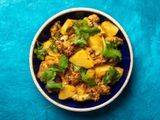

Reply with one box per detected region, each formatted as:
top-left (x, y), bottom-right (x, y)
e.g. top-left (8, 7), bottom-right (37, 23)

top-left (69, 49), bottom-right (94, 68)
top-left (88, 34), bottom-right (103, 55)
top-left (101, 21), bottom-right (119, 36)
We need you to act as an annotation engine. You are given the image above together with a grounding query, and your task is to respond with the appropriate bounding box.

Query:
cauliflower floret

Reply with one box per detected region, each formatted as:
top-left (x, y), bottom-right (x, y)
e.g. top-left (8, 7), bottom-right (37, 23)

top-left (84, 14), bottom-right (100, 27)
top-left (72, 84), bottom-right (90, 101)
top-left (85, 47), bottom-right (106, 66)
top-left (64, 64), bottom-right (81, 85)
top-left (54, 40), bottom-right (75, 56)
top-left (88, 14), bottom-right (100, 23)
top-left (97, 84), bottom-right (111, 95)
top-left (50, 21), bottom-right (61, 40)
top-left (105, 36), bottom-right (123, 43)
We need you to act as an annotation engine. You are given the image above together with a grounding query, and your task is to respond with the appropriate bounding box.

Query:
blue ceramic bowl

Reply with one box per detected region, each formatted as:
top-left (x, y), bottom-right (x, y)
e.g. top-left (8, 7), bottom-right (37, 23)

top-left (29, 8), bottom-right (133, 112)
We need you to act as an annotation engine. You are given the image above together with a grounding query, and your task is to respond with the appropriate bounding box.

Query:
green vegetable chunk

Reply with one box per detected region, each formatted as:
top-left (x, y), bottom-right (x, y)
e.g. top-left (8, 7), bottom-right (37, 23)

top-left (40, 54), bottom-right (68, 82)
top-left (103, 67), bottom-right (121, 84)
top-left (102, 42), bottom-right (122, 62)
top-left (106, 41), bottom-right (122, 48)
top-left (48, 65), bottom-right (63, 72)
top-left (71, 20), bottom-right (100, 47)
top-left (50, 43), bottom-right (58, 53)
top-left (71, 37), bottom-right (87, 47)
top-left (54, 31), bottom-right (60, 39)
top-left (80, 26), bottom-right (100, 35)
top-left (46, 81), bottom-right (64, 89)
top-left (40, 64), bottom-right (65, 82)
top-left (58, 54), bottom-right (68, 70)
top-left (79, 68), bottom-right (96, 86)
top-left (40, 68), bottom-right (56, 82)
top-left (34, 46), bottom-right (46, 60)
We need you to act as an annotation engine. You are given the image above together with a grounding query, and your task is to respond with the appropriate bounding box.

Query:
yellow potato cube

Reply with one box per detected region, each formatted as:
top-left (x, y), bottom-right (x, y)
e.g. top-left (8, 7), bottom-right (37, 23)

top-left (60, 19), bottom-right (75, 35)
top-left (75, 84), bottom-right (86, 95)
top-left (58, 85), bottom-right (76, 100)
top-left (43, 39), bottom-right (52, 49)
top-left (115, 67), bottom-right (124, 76)
top-left (69, 49), bottom-right (94, 68)
top-left (86, 69), bottom-right (95, 79)
top-left (95, 65), bottom-right (111, 78)
top-left (101, 21), bottom-right (119, 36)
top-left (95, 65), bottom-right (123, 78)
top-left (88, 34), bottom-right (103, 55)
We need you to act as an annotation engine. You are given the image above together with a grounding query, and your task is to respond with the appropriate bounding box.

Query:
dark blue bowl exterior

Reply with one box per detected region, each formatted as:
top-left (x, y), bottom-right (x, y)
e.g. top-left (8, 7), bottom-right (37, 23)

top-left (32, 11), bottom-right (130, 108)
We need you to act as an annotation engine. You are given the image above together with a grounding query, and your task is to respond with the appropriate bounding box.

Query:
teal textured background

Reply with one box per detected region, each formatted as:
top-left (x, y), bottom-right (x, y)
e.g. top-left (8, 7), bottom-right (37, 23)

top-left (0, 0), bottom-right (160, 119)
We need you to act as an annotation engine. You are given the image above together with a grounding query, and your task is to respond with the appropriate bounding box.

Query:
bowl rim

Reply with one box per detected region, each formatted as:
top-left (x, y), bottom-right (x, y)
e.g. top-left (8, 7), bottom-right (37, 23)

top-left (29, 7), bottom-right (133, 112)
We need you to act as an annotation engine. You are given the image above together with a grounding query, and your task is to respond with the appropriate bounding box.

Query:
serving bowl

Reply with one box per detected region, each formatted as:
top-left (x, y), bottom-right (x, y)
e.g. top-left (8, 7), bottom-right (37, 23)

top-left (29, 8), bottom-right (133, 112)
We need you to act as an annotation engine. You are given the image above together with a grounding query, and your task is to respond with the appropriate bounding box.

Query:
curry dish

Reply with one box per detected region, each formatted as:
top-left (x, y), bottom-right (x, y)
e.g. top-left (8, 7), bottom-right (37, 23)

top-left (34, 14), bottom-right (124, 101)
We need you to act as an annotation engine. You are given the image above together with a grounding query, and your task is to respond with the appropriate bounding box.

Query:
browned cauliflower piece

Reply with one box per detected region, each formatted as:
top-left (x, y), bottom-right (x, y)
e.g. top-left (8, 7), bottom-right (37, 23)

top-left (72, 83), bottom-right (111, 102)
top-left (105, 36), bottom-right (123, 43)
top-left (88, 14), bottom-right (100, 23)
top-left (85, 47), bottom-right (106, 66)
top-left (86, 87), bottom-right (100, 101)
top-left (62, 41), bottom-right (75, 57)
top-left (72, 84), bottom-right (90, 101)
top-left (93, 54), bottom-right (106, 66)
top-left (68, 34), bottom-right (77, 42)
top-left (50, 21), bottom-right (61, 40)
top-left (64, 64), bottom-right (81, 85)
top-left (54, 39), bottom-right (75, 56)
top-left (84, 14), bottom-right (100, 27)
top-left (86, 84), bottom-right (110, 101)
top-left (97, 84), bottom-right (111, 95)
top-left (54, 40), bottom-right (63, 53)
top-left (72, 83), bottom-right (110, 101)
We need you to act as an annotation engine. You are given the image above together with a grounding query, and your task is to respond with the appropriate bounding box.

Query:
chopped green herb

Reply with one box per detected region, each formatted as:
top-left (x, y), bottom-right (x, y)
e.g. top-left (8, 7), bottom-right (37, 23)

top-left (49, 65), bottom-right (63, 72)
top-left (102, 42), bottom-right (122, 62)
top-left (40, 68), bottom-right (56, 82)
top-left (102, 47), bottom-right (122, 61)
top-left (79, 68), bottom-right (96, 86)
top-left (58, 54), bottom-right (68, 71)
top-left (54, 31), bottom-right (60, 39)
top-left (74, 65), bottom-right (81, 71)
top-left (34, 45), bottom-right (47, 61)
top-left (103, 67), bottom-right (121, 85)
top-left (46, 81), bottom-right (64, 89)
top-left (71, 20), bottom-right (100, 47)
top-left (78, 20), bottom-right (88, 26)
top-left (40, 64), bottom-right (67, 82)
top-left (50, 43), bottom-right (58, 53)
top-left (80, 26), bottom-right (100, 35)
top-left (106, 41), bottom-right (122, 48)
top-left (40, 54), bottom-right (68, 82)
top-left (71, 37), bottom-right (87, 47)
